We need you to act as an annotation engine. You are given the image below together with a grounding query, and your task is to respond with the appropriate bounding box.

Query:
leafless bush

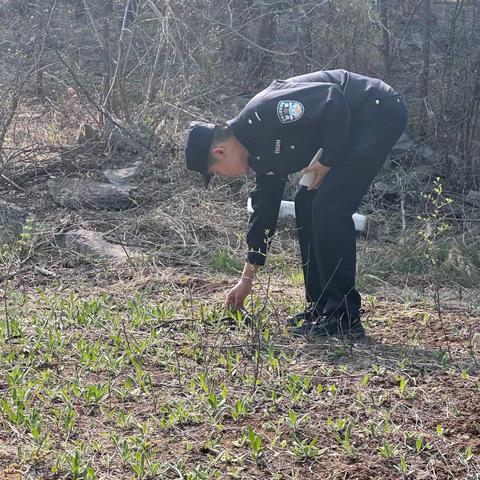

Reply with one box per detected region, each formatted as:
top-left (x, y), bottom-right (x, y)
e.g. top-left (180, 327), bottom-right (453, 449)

top-left (0, 0), bottom-right (479, 191)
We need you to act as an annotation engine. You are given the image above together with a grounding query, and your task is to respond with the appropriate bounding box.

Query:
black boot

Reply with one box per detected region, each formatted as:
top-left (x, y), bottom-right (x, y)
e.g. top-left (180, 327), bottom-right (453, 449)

top-left (287, 303), bottom-right (325, 327)
top-left (292, 310), bottom-right (366, 338)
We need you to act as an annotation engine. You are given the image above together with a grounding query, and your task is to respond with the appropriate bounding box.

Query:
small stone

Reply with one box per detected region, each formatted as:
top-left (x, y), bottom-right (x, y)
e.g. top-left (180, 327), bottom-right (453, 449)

top-left (103, 165), bottom-right (142, 187)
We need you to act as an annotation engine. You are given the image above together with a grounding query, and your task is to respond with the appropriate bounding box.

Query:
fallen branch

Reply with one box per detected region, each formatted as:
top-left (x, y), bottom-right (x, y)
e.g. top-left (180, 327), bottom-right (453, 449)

top-left (0, 173), bottom-right (25, 192)
top-left (33, 266), bottom-right (57, 278)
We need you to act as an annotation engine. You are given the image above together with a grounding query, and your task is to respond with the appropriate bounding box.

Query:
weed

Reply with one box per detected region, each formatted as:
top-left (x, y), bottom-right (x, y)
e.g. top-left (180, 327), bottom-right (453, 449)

top-left (211, 249), bottom-right (242, 274)
top-left (232, 398), bottom-right (249, 422)
top-left (378, 440), bottom-right (397, 459)
top-left (394, 454), bottom-right (410, 475)
top-left (327, 417), bottom-right (356, 459)
top-left (286, 373), bottom-right (311, 405)
top-left (245, 426), bottom-right (263, 463)
top-left (285, 409), bottom-right (309, 431)
top-left (292, 436), bottom-right (325, 461)
top-left (53, 443), bottom-right (96, 480)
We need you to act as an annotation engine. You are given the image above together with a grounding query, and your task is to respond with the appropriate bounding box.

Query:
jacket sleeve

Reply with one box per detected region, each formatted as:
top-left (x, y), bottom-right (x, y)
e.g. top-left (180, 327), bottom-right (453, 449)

top-left (315, 85), bottom-right (351, 167)
top-left (246, 173), bottom-right (287, 266)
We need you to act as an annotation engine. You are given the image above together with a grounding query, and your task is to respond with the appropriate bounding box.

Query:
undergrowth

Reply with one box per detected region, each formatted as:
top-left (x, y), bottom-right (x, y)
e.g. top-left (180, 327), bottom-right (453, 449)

top-left (0, 276), bottom-right (478, 479)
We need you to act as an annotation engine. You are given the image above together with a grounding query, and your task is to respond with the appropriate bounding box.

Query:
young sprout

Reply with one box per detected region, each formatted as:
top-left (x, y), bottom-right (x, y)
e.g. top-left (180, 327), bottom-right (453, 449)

top-left (245, 426), bottom-right (263, 463)
top-left (378, 440), bottom-right (396, 459)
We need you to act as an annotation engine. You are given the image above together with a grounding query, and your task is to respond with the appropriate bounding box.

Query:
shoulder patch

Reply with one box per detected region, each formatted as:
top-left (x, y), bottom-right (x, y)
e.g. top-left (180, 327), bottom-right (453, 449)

top-left (277, 100), bottom-right (304, 124)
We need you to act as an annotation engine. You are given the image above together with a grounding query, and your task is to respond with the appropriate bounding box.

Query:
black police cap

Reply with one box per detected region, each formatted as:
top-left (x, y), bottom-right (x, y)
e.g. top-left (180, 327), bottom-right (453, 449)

top-left (185, 121), bottom-right (216, 187)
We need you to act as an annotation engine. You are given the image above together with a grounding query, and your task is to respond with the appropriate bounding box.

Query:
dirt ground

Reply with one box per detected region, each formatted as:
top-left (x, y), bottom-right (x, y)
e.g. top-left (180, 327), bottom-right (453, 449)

top-left (0, 259), bottom-right (478, 479)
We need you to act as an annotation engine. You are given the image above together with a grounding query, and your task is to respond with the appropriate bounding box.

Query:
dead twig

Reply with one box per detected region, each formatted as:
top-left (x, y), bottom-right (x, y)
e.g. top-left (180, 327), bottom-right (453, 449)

top-left (0, 173), bottom-right (25, 192)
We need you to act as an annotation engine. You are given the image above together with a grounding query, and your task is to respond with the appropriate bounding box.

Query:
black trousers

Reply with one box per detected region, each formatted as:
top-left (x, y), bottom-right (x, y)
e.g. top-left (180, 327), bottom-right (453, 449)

top-left (294, 91), bottom-right (408, 319)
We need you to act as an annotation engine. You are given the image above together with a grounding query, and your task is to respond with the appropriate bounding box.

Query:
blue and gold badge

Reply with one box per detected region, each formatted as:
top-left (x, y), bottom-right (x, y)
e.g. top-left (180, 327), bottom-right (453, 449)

top-left (277, 100), bottom-right (304, 124)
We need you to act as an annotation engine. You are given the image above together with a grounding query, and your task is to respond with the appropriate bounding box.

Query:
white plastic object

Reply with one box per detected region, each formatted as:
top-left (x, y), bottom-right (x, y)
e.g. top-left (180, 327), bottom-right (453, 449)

top-left (247, 198), bottom-right (367, 232)
top-left (299, 148), bottom-right (324, 187)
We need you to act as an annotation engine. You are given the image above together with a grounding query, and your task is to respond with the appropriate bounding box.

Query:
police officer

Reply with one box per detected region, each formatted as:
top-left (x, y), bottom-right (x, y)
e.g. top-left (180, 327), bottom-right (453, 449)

top-left (185, 69), bottom-right (407, 338)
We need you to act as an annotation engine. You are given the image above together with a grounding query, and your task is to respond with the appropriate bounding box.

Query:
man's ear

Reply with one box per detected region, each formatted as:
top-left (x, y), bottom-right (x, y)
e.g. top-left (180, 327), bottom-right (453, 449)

top-left (211, 146), bottom-right (225, 159)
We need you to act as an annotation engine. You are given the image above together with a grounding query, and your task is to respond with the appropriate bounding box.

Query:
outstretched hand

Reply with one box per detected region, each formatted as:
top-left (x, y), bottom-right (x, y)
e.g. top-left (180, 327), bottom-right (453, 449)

top-left (300, 162), bottom-right (332, 190)
top-left (226, 277), bottom-right (252, 311)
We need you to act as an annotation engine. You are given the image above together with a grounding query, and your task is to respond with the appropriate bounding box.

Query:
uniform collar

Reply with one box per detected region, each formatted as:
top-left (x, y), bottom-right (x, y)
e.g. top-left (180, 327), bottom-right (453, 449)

top-left (227, 114), bottom-right (269, 174)
top-left (226, 117), bottom-right (254, 154)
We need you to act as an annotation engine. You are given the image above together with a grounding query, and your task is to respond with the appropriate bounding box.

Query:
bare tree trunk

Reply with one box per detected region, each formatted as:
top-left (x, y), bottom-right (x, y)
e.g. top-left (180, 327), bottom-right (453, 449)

top-left (379, 0), bottom-right (391, 81)
top-left (462, 54), bottom-right (480, 189)
top-left (231, 0), bottom-right (253, 62)
top-left (0, 95), bottom-right (19, 155)
top-left (126, 0), bottom-right (137, 23)
top-left (441, 0), bottom-right (463, 118)
top-left (35, 5), bottom-right (46, 97)
top-left (419, 0), bottom-right (432, 138)
top-left (297, 3), bottom-right (314, 72)
top-left (100, 20), bottom-right (113, 125)
top-left (246, 5), bottom-right (278, 90)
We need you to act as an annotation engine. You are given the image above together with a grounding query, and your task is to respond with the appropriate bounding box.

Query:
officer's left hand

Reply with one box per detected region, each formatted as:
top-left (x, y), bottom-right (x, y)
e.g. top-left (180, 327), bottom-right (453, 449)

top-left (301, 162), bottom-right (332, 190)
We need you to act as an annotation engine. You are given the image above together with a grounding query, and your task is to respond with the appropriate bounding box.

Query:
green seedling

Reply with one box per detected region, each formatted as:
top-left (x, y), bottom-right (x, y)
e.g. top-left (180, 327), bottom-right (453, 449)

top-left (327, 417), bottom-right (356, 459)
top-left (461, 447), bottom-right (474, 466)
top-left (64, 445), bottom-right (96, 480)
top-left (394, 454), bottom-right (409, 475)
top-left (232, 398), bottom-right (249, 422)
top-left (292, 436), bottom-right (325, 461)
top-left (378, 440), bottom-right (396, 459)
top-left (286, 409), bottom-right (309, 431)
top-left (83, 383), bottom-right (109, 407)
top-left (286, 373), bottom-right (311, 406)
top-left (245, 426), bottom-right (263, 463)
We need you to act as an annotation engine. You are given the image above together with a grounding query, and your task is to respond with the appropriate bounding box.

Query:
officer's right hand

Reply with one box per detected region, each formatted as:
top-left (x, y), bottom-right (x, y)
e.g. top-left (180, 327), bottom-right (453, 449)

top-left (226, 277), bottom-right (252, 310)
top-left (300, 161), bottom-right (332, 190)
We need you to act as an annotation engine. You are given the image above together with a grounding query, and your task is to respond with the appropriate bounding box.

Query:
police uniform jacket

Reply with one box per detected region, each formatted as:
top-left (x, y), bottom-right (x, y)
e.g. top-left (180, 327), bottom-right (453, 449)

top-left (226, 69), bottom-right (394, 266)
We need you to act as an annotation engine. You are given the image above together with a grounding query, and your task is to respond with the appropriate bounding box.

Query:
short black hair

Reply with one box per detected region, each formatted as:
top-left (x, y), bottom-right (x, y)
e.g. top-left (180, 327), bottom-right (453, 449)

top-left (207, 125), bottom-right (233, 166)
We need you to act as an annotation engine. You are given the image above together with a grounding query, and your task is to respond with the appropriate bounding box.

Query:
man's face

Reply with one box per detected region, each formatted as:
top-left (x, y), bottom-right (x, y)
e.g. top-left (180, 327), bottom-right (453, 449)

top-left (208, 140), bottom-right (249, 177)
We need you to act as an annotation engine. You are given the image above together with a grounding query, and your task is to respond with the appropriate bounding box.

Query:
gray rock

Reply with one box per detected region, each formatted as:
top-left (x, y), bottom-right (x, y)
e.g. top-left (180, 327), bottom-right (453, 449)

top-left (391, 134), bottom-right (438, 164)
top-left (107, 126), bottom-right (140, 153)
top-left (0, 200), bottom-right (28, 243)
top-left (103, 164), bottom-right (142, 187)
top-left (103, 118), bottom-right (159, 155)
top-left (391, 133), bottom-right (416, 156)
top-left (49, 178), bottom-right (134, 211)
top-left (60, 229), bottom-right (138, 261)
top-left (373, 180), bottom-right (396, 194)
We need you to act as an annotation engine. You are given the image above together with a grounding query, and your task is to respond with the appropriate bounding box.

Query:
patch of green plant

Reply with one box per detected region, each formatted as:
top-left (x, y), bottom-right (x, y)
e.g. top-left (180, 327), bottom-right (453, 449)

top-left (292, 436), bottom-right (325, 461)
top-left (210, 248), bottom-right (242, 274)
